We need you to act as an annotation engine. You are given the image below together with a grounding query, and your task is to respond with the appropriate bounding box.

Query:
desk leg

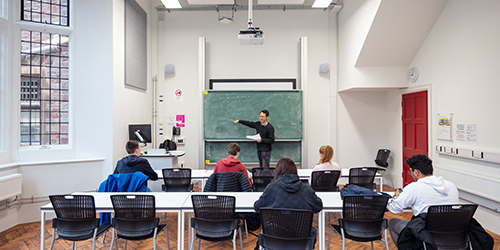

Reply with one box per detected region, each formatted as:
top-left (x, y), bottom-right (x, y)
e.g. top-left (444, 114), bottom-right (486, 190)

top-left (40, 211), bottom-right (45, 250)
top-left (319, 211), bottom-right (325, 250)
top-left (379, 176), bottom-right (383, 192)
top-left (178, 210), bottom-right (183, 250)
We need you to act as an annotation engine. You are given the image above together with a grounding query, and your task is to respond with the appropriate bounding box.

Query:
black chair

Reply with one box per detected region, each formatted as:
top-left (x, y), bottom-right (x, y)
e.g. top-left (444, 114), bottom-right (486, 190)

top-left (109, 195), bottom-right (169, 250)
top-left (162, 168), bottom-right (192, 192)
top-left (258, 208), bottom-right (315, 250)
top-left (190, 195), bottom-right (243, 250)
top-left (252, 167), bottom-right (275, 192)
top-left (375, 149), bottom-right (390, 169)
top-left (328, 195), bottom-right (390, 250)
top-left (423, 204), bottom-right (478, 250)
top-left (348, 167), bottom-right (378, 190)
top-left (49, 195), bottom-right (110, 250)
top-left (311, 170), bottom-right (341, 192)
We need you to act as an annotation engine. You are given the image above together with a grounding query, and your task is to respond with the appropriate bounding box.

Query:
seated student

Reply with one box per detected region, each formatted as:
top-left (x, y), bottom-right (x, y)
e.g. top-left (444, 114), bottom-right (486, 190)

top-left (387, 154), bottom-right (459, 247)
top-left (114, 140), bottom-right (158, 181)
top-left (254, 158), bottom-right (323, 247)
top-left (214, 143), bottom-right (252, 187)
top-left (309, 145), bottom-right (341, 184)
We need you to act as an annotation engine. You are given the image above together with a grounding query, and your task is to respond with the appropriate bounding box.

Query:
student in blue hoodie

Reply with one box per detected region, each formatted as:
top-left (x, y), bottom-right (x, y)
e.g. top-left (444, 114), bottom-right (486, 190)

top-left (254, 158), bottom-right (323, 248)
top-left (114, 140), bottom-right (158, 181)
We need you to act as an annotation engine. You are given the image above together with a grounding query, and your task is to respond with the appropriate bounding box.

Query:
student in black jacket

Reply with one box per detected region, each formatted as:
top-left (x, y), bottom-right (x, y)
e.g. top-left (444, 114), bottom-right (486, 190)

top-left (114, 140), bottom-right (158, 181)
top-left (233, 110), bottom-right (275, 168)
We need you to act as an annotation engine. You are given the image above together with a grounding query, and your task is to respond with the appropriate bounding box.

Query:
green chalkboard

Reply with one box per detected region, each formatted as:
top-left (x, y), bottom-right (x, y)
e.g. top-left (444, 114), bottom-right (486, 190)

top-left (203, 91), bottom-right (302, 139)
top-left (205, 141), bottom-right (302, 164)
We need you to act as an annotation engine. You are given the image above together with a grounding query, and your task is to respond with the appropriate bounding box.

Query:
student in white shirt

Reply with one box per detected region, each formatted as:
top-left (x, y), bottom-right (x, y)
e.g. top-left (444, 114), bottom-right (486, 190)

top-left (309, 145), bottom-right (341, 184)
top-left (386, 154), bottom-right (459, 244)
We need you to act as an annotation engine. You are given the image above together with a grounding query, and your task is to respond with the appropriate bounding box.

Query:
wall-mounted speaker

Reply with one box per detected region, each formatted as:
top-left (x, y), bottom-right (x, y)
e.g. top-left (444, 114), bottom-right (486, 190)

top-left (165, 64), bottom-right (175, 74)
top-left (319, 63), bottom-right (330, 73)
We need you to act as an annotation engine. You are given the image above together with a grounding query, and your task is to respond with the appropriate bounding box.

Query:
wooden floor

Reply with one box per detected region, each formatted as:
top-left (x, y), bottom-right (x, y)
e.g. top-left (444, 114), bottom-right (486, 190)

top-left (1, 186), bottom-right (499, 250)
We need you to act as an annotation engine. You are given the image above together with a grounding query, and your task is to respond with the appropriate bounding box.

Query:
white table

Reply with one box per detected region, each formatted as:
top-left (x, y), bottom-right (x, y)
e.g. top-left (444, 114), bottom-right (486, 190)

top-left (140, 151), bottom-right (186, 170)
top-left (40, 192), bottom-right (192, 250)
top-left (152, 168), bottom-right (384, 191)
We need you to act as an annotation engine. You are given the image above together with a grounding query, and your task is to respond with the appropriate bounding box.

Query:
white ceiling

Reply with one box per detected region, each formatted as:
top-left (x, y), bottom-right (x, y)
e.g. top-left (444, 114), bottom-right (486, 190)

top-left (187, 0), bottom-right (306, 3)
top-left (355, 0), bottom-right (449, 67)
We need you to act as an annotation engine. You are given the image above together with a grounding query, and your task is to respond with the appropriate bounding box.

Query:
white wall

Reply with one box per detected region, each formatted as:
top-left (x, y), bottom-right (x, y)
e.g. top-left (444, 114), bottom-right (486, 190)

top-left (112, 0), bottom-right (155, 171)
top-left (158, 9), bottom-right (335, 169)
top-left (336, 0), bottom-right (402, 182)
top-left (410, 0), bottom-right (500, 234)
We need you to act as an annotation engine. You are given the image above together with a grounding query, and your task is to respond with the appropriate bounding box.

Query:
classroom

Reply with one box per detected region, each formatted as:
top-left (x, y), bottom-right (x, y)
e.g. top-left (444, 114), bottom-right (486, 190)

top-left (0, 0), bottom-right (499, 247)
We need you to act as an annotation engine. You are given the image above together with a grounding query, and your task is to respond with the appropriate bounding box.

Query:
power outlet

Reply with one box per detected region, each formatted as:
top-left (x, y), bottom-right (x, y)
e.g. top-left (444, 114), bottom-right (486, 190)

top-left (177, 138), bottom-right (185, 145)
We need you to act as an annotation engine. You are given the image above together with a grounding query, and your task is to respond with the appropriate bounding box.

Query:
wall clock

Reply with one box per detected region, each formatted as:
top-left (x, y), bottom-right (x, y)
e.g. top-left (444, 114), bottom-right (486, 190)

top-left (408, 67), bottom-right (419, 83)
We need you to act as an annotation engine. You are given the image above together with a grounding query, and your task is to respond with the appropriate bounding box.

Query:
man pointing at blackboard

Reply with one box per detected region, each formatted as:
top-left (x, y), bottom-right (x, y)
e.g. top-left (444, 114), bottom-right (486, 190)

top-left (233, 110), bottom-right (275, 168)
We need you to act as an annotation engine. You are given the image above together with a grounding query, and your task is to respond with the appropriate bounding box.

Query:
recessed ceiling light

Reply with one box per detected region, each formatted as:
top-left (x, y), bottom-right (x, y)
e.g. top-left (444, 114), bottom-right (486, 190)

top-left (161, 0), bottom-right (182, 9)
top-left (312, 0), bottom-right (331, 8)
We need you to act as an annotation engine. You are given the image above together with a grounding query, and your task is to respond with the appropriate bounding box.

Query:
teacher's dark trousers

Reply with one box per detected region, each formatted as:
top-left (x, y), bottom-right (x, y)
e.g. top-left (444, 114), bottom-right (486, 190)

top-left (258, 151), bottom-right (271, 168)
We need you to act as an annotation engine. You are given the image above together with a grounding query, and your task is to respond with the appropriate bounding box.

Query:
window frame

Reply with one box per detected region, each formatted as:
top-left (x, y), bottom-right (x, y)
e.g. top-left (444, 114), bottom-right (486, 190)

top-left (15, 1), bottom-right (73, 150)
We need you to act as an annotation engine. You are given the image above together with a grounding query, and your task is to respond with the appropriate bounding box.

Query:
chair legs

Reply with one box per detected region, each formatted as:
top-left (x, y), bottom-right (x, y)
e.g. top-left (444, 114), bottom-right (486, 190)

top-left (49, 228), bottom-right (56, 250)
top-left (189, 229), bottom-right (243, 250)
top-left (384, 229), bottom-right (389, 250)
top-left (327, 226), bottom-right (332, 250)
top-left (165, 226), bottom-right (171, 250)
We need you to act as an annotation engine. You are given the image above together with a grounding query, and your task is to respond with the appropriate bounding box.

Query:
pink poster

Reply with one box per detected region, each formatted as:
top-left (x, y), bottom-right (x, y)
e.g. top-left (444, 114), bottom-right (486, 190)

top-left (176, 115), bottom-right (185, 127)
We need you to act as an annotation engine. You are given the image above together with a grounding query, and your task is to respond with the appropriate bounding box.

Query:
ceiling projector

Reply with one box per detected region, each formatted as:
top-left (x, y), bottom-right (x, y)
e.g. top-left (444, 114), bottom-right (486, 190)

top-left (238, 27), bottom-right (264, 45)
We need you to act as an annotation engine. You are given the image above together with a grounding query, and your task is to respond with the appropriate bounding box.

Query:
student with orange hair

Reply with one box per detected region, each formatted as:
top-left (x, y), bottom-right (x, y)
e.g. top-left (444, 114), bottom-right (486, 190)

top-left (309, 145), bottom-right (341, 184)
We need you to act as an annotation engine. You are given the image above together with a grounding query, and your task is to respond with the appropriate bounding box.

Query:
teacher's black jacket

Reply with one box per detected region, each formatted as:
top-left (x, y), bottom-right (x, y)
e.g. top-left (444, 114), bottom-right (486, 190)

top-left (239, 120), bottom-right (275, 152)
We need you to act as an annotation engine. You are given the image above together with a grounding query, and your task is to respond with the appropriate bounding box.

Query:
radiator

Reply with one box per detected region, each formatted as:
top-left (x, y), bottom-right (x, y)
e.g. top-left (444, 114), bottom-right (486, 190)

top-left (0, 174), bottom-right (22, 201)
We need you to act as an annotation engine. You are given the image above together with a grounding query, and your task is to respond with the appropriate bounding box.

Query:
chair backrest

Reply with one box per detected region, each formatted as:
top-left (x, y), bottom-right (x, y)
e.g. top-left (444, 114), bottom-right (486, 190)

top-left (252, 167), bottom-right (275, 192)
top-left (110, 195), bottom-right (156, 219)
top-left (342, 195), bottom-right (389, 220)
top-left (203, 172), bottom-right (252, 192)
top-left (260, 208), bottom-right (313, 238)
top-left (311, 170), bottom-right (341, 192)
top-left (191, 195), bottom-right (236, 220)
top-left (341, 195), bottom-right (390, 238)
top-left (425, 204), bottom-right (478, 249)
top-left (348, 167), bottom-right (378, 189)
top-left (162, 168), bottom-right (191, 192)
top-left (49, 195), bottom-right (96, 219)
top-left (375, 149), bottom-right (391, 168)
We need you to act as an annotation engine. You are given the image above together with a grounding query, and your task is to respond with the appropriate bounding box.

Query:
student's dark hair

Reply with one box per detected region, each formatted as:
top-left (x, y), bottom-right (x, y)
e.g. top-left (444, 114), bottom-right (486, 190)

top-left (227, 143), bottom-right (241, 156)
top-left (274, 158), bottom-right (297, 181)
top-left (405, 154), bottom-right (433, 175)
top-left (126, 140), bottom-right (139, 154)
top-left (260, 110), bottom-right (269, 117)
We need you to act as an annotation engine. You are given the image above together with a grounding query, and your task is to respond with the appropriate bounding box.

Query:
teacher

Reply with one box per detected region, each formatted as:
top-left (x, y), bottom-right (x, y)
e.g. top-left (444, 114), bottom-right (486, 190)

top-left (233, 110), bottom-right (275, 168)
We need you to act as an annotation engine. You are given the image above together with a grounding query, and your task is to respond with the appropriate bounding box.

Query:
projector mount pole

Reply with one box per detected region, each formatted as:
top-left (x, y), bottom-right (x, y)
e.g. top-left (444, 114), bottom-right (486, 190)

top-left (248, 0), bottom-right (254, 28)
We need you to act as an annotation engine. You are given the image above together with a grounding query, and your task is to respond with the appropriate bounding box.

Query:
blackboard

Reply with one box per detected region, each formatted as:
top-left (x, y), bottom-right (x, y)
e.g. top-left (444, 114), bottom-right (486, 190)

top-left (205, 141), bottom-right (302, 164)
top-left (203, 91), bottom-right (303, 139)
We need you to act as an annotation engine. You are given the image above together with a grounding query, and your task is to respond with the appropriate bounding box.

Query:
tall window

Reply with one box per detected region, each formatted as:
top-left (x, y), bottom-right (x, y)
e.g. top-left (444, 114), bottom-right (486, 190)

top-left (21, 0), bottom-right (69, 26)
top-left (20, 30), bottom-right (69, 146)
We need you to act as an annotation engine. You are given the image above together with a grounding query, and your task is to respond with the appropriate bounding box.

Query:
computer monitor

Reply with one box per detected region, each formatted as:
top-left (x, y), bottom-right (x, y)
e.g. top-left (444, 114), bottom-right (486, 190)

top-left (128, 124), bottom-right (152, 143)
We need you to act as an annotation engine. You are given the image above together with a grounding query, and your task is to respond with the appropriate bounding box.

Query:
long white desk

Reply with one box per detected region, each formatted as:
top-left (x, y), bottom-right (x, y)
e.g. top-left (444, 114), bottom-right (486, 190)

top-left (40, 192), bottom-right (192, 250)
top-left (153, 168), bottom-right (384, 191)
top-left (41, 190), bottom-right (390, 250)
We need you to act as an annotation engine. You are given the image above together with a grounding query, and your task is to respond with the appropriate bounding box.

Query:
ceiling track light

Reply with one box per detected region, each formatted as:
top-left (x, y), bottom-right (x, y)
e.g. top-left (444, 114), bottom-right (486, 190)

top-left (217, 5), bottom-right (235, 24)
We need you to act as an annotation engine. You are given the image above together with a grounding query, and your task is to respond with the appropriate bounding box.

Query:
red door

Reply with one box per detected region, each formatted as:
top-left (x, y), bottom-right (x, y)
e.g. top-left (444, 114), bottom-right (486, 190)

top-left (402, 91), bottom-right (428, 187)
